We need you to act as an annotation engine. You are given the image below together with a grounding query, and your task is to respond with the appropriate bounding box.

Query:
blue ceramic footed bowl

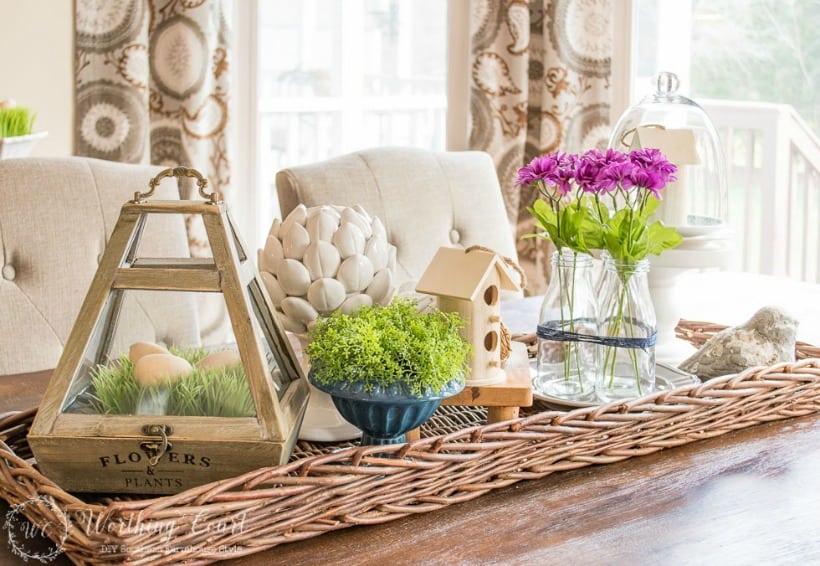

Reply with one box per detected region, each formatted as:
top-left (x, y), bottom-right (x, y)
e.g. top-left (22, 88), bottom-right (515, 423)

top-left (307, 369), bottom-right (465, 446)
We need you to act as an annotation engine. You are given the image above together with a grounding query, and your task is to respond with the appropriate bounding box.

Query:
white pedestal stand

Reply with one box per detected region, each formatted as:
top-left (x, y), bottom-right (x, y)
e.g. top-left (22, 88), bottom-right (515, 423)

top-left (648, 228), bottom-right (734, 366)
top-left (287, 334), bottom-right (362, 442)
top-left (300, 385), bottom-right (362, 442)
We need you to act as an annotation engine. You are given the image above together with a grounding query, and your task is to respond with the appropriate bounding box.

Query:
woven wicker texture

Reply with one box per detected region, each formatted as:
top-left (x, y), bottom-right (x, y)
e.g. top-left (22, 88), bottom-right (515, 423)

top-left (0, 321), bottom-right (818, 565)
top-left (675, 320), bottom-right (820, 360)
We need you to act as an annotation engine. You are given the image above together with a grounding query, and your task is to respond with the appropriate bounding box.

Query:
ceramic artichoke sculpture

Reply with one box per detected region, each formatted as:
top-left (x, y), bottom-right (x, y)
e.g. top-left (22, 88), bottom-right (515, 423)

top-left (258, 204), bottom-right (397, 335)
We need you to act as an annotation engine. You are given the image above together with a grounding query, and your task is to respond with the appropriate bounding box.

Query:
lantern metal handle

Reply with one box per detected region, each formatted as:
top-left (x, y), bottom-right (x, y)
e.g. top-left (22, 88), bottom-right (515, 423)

top-left (135, 166), bottom-right (220, 204)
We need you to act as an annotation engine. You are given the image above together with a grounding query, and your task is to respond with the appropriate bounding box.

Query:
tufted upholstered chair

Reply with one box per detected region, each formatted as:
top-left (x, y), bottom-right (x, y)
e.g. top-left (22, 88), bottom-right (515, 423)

top-left (0, 157), bottom-right (201, 375)
top-left (275, 147), bottom-right (520, 293)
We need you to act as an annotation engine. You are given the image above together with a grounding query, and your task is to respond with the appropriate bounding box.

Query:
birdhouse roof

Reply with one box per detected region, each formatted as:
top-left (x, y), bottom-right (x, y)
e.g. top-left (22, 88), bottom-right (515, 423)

top-left (415, 247), bottom-right (521, 301)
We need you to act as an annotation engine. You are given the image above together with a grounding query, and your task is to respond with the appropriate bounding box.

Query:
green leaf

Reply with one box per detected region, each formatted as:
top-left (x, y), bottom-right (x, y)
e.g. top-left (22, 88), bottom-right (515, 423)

top-left (544, 222), bottom-right (564, 248)
top-left (642, 196), bottom-right (660, 218)
top-left (528, 199), bottom-right (556, 227)
top-left (526, 202), bottom-right (556, 231)
top-left (644, 221), bottom-right (683, 255)
top-left (594, 199), bottom-right (611, 223)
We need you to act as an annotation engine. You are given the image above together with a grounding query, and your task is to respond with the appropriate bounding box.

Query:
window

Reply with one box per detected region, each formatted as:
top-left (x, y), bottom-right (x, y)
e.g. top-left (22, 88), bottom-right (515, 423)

top-left (632, 0), bottom-right (818, 134)
top-left (628, 0), bottom-right (820, 282)
top-left (234, 0), bottom-right (448, 249)
top-left (234, 1), bottom-right (818, 282)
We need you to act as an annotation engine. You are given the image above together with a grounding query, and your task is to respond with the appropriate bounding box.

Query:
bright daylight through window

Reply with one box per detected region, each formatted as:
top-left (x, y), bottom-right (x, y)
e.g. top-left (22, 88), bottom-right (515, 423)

top-left (241, 0), bottom-right (447, 248)
top-left (632, 0), bottom-right (819, 283)
top-left (238, 0), bottom-right (818, 283)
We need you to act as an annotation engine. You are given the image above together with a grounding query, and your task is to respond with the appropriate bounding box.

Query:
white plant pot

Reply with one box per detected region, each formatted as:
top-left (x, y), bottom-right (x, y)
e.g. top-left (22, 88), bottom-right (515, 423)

top-left (0, 131), bottom-right (47, 159)
top-left (648, 230), bottom-right (735, 365)
top-left (286, 333), bottom-right (361, 442)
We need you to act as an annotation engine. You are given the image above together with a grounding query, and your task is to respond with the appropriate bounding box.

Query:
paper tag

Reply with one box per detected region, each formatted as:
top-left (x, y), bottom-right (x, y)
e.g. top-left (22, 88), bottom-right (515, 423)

top-left (633, 127), bottom-right (699, 165)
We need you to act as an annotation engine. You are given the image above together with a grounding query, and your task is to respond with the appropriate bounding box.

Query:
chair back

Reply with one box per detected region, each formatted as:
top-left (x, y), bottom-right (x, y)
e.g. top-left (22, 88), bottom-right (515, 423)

top-left (0, 157), bottom-right (200, 375)
top-left (275, 147), bottom-right (518, 291)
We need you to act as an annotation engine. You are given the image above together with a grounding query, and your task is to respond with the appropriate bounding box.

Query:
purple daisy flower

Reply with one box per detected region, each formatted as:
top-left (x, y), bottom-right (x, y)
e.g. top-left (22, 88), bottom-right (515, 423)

top-left (517, 152), bottom-right (577, 196)
top-left (629, 147), bottom-right (678, 186)
top-left (598, 161), bottom-right (638, 193)
top-left (516, 154), bottom-right (558, 186)
top-left (627, 167), bottom-right (666, 198)
top-left (574, 150), bottom-right (605, 193)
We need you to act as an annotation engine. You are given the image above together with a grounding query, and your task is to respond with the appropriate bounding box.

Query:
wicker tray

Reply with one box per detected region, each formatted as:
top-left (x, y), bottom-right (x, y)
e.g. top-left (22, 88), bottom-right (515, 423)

top-left (1, 321), bottom-right (819, 565)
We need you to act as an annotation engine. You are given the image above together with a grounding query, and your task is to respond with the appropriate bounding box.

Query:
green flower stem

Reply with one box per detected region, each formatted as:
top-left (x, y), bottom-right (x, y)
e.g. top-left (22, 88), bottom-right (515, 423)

top-left (624, 278), bottom-right (642, 395)
top-left (602, 284), bottom-right (625, 386)
top-left (569, 253), bottom-right (584, 388)
top-left (554, 250), bottom-right (587, 391)
top-left (556, 250), bottom-right (568, 381)
top-left (551, 198), bottom-right (570, 386)
top-left (594, 195), bottom-right (607, 224)
top-left (602, 271), bottom-right (641, 393)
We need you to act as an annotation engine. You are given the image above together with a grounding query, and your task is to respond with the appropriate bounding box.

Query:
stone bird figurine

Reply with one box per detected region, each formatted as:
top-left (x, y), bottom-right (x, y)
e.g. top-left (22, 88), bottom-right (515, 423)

top-left (678, 306), bottom-right (798, 380)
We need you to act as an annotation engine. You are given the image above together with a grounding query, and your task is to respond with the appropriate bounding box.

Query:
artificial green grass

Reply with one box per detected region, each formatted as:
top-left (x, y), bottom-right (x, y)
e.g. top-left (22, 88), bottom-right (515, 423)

top-left (89, 347), bottom-right (255, 417)
top-left (0, 107), bottom-right (36, 137)
top-left (168, 365), bottom-right (256, 417)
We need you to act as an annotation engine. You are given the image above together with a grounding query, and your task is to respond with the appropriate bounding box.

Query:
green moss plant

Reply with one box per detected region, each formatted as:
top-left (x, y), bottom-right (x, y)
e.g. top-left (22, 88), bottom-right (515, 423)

top-left (0, 107), bottom-right (36, 138)
top-left (305, 297), bottom-right (471, 396)
top-left (89, 347), bottom-right (255, 417)
top-left (168, 365), bottom-right (255, 417)
top-left (89, 356), bottom-right (142, 415)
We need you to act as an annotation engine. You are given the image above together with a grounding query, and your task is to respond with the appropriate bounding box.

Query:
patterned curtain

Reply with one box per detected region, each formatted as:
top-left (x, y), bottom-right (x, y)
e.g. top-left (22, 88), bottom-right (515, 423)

top-left (74, 0), bottom-right (232, 343)
top-left (74, 0), bottom-right (231, 241)
top-left (469, 0), bottom-right (612, 294)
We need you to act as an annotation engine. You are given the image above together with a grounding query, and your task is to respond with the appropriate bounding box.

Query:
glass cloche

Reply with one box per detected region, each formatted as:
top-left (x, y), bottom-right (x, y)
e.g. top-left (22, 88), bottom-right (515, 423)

top-left (609, 71), bottom-right (728, 235)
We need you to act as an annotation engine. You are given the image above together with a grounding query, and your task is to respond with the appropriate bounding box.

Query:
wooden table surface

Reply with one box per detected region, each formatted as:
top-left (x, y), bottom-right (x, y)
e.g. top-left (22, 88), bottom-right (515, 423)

top-left (3, 273), bottom-right (820, 564)
top-left (1, 369), bottom-right (819, 565)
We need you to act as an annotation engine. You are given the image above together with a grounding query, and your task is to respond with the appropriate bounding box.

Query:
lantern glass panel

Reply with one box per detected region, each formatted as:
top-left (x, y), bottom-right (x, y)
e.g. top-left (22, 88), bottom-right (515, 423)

top-left (59, 290), bottom-right (271, 418)
top-left (28, 168), bottom-right (311, 494)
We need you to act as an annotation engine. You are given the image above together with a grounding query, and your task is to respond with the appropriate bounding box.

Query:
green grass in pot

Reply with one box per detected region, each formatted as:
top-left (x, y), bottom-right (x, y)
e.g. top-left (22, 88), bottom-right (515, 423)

top-left (306, 297), bottom-right (472, 397)
top-left (0, 107), bottom-right (36, 138)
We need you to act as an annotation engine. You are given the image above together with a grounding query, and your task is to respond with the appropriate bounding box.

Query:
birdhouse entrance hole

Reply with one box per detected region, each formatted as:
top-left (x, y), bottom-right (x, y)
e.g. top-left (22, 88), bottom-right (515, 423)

top-left (484, 330), bottom-right (498, 352)
top-left (483, 285), bottom-right (499, 306)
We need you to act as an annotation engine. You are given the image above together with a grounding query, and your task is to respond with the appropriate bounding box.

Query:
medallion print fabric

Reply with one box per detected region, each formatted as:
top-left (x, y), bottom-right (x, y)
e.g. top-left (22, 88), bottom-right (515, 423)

top-left (74, 0), bottom-right (231, 230)
top-left (74, 0), bottom-right (233, 344)
top-left (469, 0), bottom-right (612, 294)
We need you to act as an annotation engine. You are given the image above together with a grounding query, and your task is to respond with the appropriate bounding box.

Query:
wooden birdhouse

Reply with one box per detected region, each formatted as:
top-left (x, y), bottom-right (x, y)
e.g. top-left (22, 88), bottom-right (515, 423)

top-left (416, 247), bottom-right (522, 385)
top-left (28, 167), bottom-right (309, 494)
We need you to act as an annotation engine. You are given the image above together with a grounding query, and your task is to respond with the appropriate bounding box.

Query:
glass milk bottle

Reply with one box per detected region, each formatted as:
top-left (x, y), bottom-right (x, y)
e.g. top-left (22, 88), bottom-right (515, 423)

top-left (534, 250), bottom-right (598, 402)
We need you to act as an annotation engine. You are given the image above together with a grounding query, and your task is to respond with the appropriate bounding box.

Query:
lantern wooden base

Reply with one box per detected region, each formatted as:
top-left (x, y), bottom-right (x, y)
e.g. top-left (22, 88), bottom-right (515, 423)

top-left (29, 427), bottom-right (305, 494)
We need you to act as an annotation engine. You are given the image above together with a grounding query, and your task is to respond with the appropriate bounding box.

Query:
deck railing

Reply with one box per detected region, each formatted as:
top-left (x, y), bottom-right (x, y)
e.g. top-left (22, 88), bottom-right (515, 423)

top-left (249, 97), bottom-right (819, 285)
top-left (702, 100), bottom-right (820, 283)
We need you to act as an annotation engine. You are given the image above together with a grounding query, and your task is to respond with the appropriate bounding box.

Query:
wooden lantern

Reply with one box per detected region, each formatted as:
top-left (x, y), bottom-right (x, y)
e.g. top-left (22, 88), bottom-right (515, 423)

top-left (28, 167), bottom-right (309, 494)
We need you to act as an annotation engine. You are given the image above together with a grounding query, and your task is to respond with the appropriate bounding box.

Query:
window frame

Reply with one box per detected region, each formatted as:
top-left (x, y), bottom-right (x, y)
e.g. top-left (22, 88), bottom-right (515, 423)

top-left (230, 0), bottom-right (667, 255)
top-left (231, 0), bottom-right (458, 251)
